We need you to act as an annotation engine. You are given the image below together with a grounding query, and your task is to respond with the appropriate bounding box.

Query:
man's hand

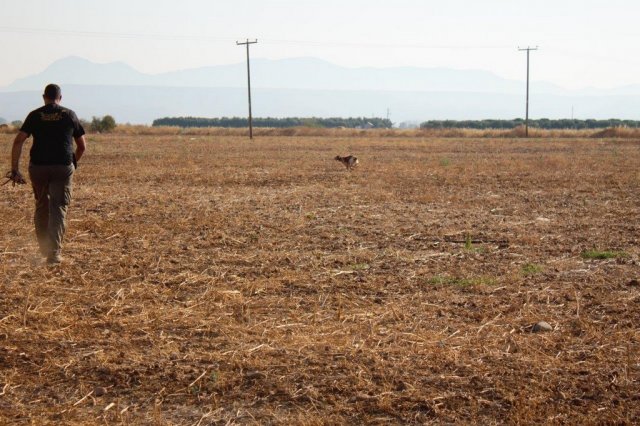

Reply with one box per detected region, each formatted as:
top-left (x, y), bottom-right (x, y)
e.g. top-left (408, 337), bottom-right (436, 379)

top-left (10, 131), bottom-right (29, 184)
top-left (2, 170), bottom-right (27, 186)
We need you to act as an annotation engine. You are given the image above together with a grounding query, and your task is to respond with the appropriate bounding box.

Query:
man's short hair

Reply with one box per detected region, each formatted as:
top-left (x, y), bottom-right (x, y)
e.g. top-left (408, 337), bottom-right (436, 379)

top-left (44, 84), bottom-right (62, 100)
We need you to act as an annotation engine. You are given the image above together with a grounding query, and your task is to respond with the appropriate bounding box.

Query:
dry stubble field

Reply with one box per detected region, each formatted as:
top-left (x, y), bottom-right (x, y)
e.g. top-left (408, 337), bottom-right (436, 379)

top-left (1, 134), bottom-right (639, 425)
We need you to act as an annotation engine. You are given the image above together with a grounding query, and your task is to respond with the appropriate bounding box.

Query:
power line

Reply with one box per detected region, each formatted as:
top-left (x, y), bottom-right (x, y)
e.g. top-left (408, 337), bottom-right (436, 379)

top-left (0, 26), bottom-right (237, 42)
top-left (518, 46), bottom-right (538, 137)
top-left (0, 26), bottom-right (513, 49)
top-left (236, 39), bottom-right (258, 140)
top-left (262, 38), bottom-right (512, 50)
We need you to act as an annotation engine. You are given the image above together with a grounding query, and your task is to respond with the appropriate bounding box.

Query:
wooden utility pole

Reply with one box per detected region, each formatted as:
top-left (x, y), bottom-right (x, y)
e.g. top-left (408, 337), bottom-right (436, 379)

top-left (236, 39), bottom-right (258, 139)
top-left (518, 46), bottom-right (538, 137)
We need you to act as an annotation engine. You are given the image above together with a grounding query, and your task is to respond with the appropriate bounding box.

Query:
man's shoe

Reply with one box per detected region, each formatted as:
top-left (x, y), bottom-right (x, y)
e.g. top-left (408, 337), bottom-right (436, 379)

top-left (46, 252), bottom-right (62, 265)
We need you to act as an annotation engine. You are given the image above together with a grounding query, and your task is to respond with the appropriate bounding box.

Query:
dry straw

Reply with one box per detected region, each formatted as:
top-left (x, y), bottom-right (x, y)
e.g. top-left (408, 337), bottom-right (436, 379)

top-left (0, 133), bottom-right (638, 424)
top-left (3, 123), bottom-right (640, 139)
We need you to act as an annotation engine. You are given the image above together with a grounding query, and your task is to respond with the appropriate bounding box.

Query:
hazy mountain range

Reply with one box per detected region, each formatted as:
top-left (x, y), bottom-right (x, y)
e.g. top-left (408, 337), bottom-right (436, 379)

top-left (1, 56), bottom-right (639, 124)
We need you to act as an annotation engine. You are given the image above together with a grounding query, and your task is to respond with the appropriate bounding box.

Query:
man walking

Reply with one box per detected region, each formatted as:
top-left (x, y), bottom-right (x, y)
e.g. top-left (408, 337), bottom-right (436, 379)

top-left (8, 84), bottom-right (86, 264)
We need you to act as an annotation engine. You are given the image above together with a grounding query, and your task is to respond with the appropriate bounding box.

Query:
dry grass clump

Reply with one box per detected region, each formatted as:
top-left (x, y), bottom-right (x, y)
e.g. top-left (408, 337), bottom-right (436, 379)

top-left (1, 134), bottom-right (639, 424)
top-left (591, 126), bottom-right (640, 138)
top-left (0, 125), bottom-right (17, 134)
top-left (3, 122), bottom-right (640, 139)
top-left (110, 124), bottom-right (640, 139)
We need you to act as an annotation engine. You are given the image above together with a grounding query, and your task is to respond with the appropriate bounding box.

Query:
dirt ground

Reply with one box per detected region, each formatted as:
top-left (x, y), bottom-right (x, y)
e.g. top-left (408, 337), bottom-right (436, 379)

top-left (1, 134), bottom-right (639, 425)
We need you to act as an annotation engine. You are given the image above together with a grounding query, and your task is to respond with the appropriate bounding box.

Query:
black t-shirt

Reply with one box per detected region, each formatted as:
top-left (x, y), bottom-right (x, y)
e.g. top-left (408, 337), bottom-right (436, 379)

top-left (20, 104), bottom-right (85, 166)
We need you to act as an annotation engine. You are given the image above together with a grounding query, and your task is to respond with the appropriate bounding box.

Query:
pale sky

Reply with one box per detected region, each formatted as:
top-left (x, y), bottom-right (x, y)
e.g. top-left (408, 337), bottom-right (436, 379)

top-left (1, 0), bottom-right (639, 89)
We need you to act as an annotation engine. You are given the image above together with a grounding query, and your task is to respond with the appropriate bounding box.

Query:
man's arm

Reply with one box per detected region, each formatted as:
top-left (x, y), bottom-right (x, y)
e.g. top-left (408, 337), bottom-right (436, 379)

top-left (74, 135), bottom-right (86, 163)
top-left (5, 131), bottom-right (29, 185)
top-left (11, 131), bottom-right (29, 172)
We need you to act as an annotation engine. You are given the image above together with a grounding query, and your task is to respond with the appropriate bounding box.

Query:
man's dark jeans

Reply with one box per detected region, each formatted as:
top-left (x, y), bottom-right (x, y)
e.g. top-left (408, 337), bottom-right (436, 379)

top-left (28, 163), bottom-right (74, 257)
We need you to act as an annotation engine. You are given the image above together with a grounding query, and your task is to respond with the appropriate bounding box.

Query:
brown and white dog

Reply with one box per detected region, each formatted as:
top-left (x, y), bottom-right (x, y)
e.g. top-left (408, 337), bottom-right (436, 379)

top-left (335, 155), bottom-right (359, 170)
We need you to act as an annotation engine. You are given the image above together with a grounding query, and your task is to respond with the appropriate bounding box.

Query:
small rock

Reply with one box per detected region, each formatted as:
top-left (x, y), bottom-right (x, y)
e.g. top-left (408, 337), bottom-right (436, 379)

top-left (244, 371), bottom-right (266, 381)
top-left (628, 279), bottom-right (639, 287)
top-left (395, 380), bottom-right (407, 391)
top-left (94, 387), bottom-right (106, 397)
top-left (353, 392), bottom-right (377, 402)
top-left (532, 321), bottom-right (553, 333)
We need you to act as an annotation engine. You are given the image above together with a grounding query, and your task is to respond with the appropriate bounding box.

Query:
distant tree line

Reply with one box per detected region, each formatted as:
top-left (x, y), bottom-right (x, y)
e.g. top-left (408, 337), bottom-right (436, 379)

top-left (420, 119), bottom-right (640, 130)
top-left (152, 116), bottom-right (392, 128)
top-left (91, 115), bottom-right (117, 132)
top-left (80, 115), bottom-right (117, 133)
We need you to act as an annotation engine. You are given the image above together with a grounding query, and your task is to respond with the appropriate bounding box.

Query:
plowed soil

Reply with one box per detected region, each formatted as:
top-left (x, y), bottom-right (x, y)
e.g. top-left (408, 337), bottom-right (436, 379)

top-left (1, 134), bottom-right (639, 424)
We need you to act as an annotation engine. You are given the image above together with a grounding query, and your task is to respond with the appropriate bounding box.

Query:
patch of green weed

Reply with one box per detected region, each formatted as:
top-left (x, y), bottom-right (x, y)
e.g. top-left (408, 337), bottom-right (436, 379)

top-left (521, 263), bottom-right (543, 276)
top-left (463, 234), bottom-right (484, 253)
top-left (581, 250), bottom-right (629, 260)
top-left (424, 275), bottom-right (496, 287)
top-left (350, 263), bottom-right (370, 271)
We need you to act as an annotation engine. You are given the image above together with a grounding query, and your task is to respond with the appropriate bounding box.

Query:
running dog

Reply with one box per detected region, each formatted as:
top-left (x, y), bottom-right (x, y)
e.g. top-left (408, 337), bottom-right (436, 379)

top-left (335, 155), bottom-right (359, 170)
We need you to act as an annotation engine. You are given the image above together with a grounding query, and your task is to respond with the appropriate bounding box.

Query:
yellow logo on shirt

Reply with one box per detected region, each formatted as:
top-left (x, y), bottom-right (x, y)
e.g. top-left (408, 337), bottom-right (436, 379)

top-left (41, 113), bottom-right (63, 121)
